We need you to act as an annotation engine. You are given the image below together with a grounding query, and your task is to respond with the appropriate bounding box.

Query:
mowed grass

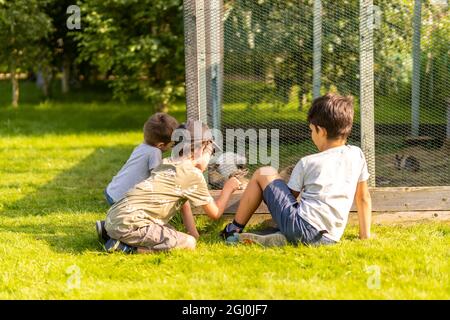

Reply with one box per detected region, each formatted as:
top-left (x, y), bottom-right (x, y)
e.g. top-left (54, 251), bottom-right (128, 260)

top-left (0, 82), bottom-right (449, 299)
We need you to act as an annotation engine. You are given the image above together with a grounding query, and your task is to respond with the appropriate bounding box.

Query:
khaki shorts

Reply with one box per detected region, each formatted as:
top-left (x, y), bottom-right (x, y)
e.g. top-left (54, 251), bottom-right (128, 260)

top-left (118, 222), bottom-right (192, 252)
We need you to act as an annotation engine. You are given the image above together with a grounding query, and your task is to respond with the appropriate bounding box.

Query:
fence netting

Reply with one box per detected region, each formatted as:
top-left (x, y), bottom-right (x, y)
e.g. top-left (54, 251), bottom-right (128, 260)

top-left (185, 0), bottom-right (449, 187)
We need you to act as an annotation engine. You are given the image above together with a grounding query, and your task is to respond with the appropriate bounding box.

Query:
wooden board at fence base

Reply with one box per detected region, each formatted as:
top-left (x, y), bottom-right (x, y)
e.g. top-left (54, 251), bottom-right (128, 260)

top-left (217, 211), bottom-right (450, 226)
top-left (192, 186), bottom-right (450, 218)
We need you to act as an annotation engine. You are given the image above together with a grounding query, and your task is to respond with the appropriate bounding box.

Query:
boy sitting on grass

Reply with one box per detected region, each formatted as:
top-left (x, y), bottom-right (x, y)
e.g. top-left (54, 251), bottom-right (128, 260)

top-left (104, 120), bottom-right (241, 253)
top-left (96, 112), bottom-right (185, 241)
top-left (220, 93), bottom-right (372, 246)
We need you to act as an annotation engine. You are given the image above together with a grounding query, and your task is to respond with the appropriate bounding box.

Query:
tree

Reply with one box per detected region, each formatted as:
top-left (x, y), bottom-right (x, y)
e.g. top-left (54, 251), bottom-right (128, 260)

top-left (0, 0), bottom-right (53, 107)
top-left (42, 0), bottom-right (81, 96)
top-left (74, 0), bottom-right (185, 111)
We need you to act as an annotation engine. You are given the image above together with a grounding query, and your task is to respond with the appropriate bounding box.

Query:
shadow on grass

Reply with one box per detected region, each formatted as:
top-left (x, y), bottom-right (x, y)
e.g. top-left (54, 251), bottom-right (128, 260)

top-left (1, 145), bottom-right (227, 253)
top-left (1, 146), bottom-right (134, 253)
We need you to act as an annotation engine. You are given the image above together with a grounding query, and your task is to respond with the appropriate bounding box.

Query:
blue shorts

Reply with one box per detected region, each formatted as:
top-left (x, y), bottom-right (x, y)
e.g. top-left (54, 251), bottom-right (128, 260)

top-left (262, 179), bottom-right (336, 246)
top-left (104, 189), bottom-right (115, 206)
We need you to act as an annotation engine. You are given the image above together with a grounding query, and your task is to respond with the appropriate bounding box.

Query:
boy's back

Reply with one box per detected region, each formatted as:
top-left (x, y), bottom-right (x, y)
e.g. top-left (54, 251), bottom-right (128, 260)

top-left (106, 143), bottom-right (162, 203)
top-left (105, 158), bottom-right (214, 240)
top-left (104, 112), bottom-right (179, 204)
top-left (288, 144), bottom-right (369, 241)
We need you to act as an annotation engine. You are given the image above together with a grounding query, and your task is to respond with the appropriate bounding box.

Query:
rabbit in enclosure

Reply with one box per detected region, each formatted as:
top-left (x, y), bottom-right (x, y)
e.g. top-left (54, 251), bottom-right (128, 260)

top-left (208, 152), bottom-right (249, 190)
top-left (207, 154), bottom-right (301, 190)
top-left (395, 154), bottom-right (421, 172)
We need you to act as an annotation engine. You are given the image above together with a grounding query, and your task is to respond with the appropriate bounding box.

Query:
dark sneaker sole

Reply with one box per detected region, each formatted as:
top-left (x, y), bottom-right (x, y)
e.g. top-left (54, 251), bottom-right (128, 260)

top-left (96, 221), bottom-right (108, 243)
top-left (105, 239), bottom-right (136, 254)
top-left (238, 232), bottom-right (288, 247)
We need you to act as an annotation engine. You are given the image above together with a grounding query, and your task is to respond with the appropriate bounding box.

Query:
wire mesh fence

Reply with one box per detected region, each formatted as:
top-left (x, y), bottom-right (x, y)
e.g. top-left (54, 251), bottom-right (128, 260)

top-left (184, 0), bottom-right (450, 187)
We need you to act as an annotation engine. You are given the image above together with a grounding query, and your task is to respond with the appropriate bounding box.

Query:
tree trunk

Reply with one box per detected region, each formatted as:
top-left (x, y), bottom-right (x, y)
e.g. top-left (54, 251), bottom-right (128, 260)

top-left (42, 67), bottom-right (53, 98)
top-left (298, 86), bottom-right (305, 111)
top-left (444, 98), bottom-right (450, 152)
top-left (156, 102), bottom-right (169, 113)
top-left (62, 55), bottom-right (71, 94)
top-left (10, 60), bottom-right (19, 108)
top-left (446, 98), bottom-right (450, 140)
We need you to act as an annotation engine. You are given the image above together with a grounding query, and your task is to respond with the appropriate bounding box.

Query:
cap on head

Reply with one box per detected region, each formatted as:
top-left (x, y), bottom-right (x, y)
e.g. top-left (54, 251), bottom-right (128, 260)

top-left (172, 119), bottom-right (217, 159)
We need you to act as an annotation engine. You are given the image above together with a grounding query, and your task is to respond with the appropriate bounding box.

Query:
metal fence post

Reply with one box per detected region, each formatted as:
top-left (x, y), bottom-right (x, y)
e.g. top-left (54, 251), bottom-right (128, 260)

top-left (411, 0), bottom-right (422, 137)
top-left (196, 0), bottom-right (208, 124)
top-left (183, 0), bottom-right (208, 123)
top-left (184, 0), bottom-right (199, 120)
top-left (313, 0), bottom-right (322, 100)
top-left (184, 0), bottom-right (223, 128)
top-left (205, 0), bottom-right (224, 130)
top-left (360, 0), bottom-right (376, 187)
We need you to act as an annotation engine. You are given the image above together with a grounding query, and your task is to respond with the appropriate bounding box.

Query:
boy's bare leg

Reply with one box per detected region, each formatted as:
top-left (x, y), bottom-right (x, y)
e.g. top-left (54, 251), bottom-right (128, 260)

top-left (234, 166), bottom-right (280, 226)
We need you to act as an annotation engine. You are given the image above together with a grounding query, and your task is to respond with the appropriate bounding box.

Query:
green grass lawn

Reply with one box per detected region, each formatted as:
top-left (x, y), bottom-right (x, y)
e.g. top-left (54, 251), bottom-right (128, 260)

top-left (0, 81), bottom-right (449, 299)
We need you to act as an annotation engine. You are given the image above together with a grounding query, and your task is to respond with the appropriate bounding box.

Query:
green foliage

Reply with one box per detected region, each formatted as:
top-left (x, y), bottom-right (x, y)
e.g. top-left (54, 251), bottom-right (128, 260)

top-left (0, 0), bottom-right (53, 72)
top-left (223, 0), bottom-right (450, 113)
top-left (74, 0), bottom-right (185, 109)
top-left (420, 2), bottom-right (450, 112)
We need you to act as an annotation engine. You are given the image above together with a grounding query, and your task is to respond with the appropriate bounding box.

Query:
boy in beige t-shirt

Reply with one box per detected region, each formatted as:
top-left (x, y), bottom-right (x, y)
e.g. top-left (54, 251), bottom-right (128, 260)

top-left (104, 120), bottom-right (240, 254)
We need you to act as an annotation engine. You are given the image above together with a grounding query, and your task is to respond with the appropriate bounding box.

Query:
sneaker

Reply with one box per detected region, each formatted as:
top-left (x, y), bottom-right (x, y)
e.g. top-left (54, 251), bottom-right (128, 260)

top-left (219, 223), bottom-right (243, 241)
top-left (237, 231), bottom-right (288, 247)
top-left (224, 233), bottom-right (240, 245)
top-left (95, 220), bottom-right (110, 243)
top-left (104, 238), bottom-right (136, 254)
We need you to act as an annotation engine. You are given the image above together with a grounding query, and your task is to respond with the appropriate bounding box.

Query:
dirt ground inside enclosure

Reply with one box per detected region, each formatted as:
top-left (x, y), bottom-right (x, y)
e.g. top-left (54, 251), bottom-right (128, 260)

top-left (376, 146), bottom-right (450, 187)
top-left (229, 136), bottom-right (449, 188)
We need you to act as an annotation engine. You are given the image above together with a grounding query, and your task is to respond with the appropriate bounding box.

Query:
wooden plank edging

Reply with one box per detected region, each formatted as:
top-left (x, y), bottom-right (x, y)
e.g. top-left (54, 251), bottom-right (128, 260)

top-left (193, 186), bottom-right (450, 215)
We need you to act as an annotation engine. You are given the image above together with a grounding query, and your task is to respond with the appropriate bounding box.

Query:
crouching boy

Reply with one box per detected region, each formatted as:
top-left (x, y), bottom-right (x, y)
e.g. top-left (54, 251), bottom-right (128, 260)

top-left (104, 120), bottom-right (240, 253)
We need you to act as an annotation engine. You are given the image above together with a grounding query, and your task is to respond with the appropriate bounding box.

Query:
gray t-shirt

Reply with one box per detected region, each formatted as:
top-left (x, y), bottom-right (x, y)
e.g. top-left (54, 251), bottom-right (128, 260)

top-left (106, 143), bottom-right (162, 202)
top-left (287, 145), bottom-right (370, 242)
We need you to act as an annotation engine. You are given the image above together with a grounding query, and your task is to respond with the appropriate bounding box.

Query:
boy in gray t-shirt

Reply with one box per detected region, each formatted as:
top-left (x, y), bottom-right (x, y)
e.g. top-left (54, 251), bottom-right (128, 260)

top-left (221, 94), bottom-right (372, 246)
top-left (96, 113), bottom-right (179, 242)
top-left (105, 113), bottom-right (179, 205)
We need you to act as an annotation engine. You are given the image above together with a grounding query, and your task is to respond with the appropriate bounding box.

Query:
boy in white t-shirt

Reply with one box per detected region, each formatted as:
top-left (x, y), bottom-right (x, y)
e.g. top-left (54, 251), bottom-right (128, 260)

top-left (220, 93), bottom-right (372, 246)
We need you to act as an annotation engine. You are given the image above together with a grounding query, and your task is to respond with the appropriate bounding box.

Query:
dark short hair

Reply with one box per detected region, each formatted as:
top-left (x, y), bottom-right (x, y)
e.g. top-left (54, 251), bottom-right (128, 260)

top-left (143, 113), bottom-right (179, 146)
top-left (307, 93), bottom-right (354, 140)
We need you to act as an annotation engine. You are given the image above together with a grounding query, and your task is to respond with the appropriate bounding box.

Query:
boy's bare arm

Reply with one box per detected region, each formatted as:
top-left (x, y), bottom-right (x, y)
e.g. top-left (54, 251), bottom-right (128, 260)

top-left (181, 202), bottom-right (199, 239)
top-left (354, 180), bottom-right (372, 239)
top-left (202, 177), bottom-right (240, 220)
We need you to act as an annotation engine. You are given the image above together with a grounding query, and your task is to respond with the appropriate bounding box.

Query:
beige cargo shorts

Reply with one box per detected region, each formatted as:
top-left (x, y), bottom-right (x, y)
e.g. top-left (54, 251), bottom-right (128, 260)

top-left (118, 222), bottom-right (192, 252)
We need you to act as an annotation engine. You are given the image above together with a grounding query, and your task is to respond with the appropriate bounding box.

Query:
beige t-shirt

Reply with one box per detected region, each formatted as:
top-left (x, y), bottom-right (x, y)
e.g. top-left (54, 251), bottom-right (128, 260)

top-left (105, 158), bottom-right (214, 237)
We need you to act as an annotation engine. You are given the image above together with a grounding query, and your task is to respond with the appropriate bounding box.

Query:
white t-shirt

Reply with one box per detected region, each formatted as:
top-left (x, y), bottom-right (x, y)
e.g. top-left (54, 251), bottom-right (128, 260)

top-left (106, 143), bottom-right (162, 202)
top-left (287, 145), bottom-right (370, 242)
